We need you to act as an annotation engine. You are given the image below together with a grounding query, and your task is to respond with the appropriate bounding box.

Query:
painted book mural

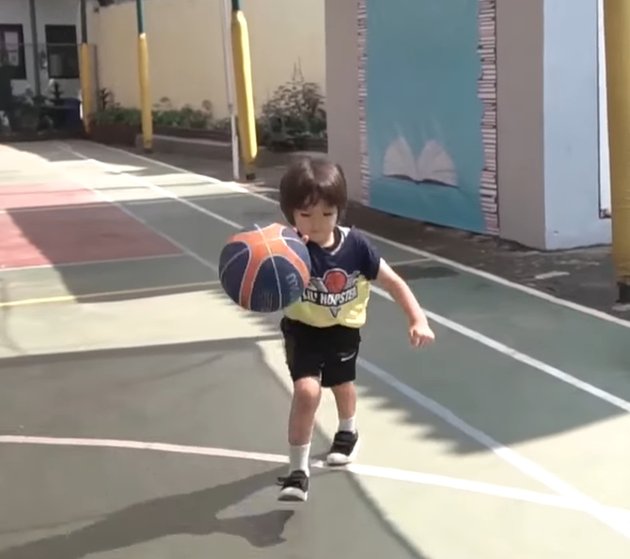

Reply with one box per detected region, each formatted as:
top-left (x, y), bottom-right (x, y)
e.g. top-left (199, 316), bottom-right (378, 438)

top-left (358, 0), bottom-right (497, 234)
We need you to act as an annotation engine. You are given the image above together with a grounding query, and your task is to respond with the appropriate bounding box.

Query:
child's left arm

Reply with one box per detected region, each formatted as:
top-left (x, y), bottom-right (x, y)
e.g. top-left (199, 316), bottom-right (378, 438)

top-left (375, 258), bottom-right (435, 348)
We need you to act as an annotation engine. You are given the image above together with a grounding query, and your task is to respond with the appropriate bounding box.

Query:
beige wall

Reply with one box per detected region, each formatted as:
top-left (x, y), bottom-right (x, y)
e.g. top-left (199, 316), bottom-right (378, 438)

top-left (496, 0), bottom-right (545, 248)
top-left (325, 0), bottom-right (362, 203)
top-left (89, 0), bottom-right (325, 119)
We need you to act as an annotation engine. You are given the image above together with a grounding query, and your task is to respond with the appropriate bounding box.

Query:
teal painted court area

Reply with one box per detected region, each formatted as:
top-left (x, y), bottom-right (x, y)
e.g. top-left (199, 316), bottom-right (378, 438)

top-left (0, 141), bottom-right (629, 558)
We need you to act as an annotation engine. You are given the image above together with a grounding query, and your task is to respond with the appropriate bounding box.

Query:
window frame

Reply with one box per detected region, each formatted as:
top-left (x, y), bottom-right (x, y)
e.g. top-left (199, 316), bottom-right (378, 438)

top-left (0, 24), bottom-right (27, 80)
top-left (45, 24), bottom-right (79, 80)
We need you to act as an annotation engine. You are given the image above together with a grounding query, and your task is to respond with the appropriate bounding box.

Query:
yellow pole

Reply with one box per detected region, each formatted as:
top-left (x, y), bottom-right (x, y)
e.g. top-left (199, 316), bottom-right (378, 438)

top-left (231, 0), bottom-right (257, 180)
top-left (79, 0), bottom-right (92, 133)
top-left (603, 0), bottom-right (630, 303)
top-left (136, 0), bottom-right (153, 152)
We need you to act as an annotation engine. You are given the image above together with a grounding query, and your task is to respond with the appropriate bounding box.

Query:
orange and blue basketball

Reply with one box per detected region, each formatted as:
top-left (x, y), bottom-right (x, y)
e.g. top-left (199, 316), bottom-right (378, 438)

top-left (219, 223), bottom-right (311, 312)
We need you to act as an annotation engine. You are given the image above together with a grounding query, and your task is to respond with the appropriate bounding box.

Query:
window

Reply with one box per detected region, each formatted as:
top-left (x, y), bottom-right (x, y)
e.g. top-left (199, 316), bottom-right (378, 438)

top-left (0, 25), bottom-right (26, 80)
top-left (45, 25), bottom-right (79, 79)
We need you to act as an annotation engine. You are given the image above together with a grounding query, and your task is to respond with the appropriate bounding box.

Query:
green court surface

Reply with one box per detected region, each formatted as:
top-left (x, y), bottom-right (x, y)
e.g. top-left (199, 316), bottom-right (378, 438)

top-left (0, 140), bottom-right (629, 558)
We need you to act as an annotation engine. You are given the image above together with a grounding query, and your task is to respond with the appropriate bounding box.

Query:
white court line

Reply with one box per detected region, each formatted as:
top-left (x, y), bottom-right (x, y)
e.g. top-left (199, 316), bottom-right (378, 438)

top-left (50, 144), bottom-right (219, 274)
top-left (0, 201), bottom-right (108, 215)
top-left (91, 142), bottom-right (630, 330)
top-left (371, 286), bottom-right (630, 413)
top-left (124, 192), bottom-right (246, 205)
top-left (55, 143), bottom-right (630, 539)
top-left (0, 253), bottom-right (187, 273)
top-left (58, 143), bottom-right (630, 414)
top-left (533, 271), bottom-right (570, 281)
top-left (357, 358), bottom-right (630, 537)
top-left (387, 257), bottom-right (432, 267)
top-left (2, 434), bottom-right (629, 520)
top-left (55, 146), bottom-right (240, 230)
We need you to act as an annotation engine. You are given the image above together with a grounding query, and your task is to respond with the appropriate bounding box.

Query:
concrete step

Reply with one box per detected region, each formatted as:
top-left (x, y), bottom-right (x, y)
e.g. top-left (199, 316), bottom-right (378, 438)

top-left (135, 133), bottom-right (231, 158)
top-left (136, 132), bottom-right (327, 166)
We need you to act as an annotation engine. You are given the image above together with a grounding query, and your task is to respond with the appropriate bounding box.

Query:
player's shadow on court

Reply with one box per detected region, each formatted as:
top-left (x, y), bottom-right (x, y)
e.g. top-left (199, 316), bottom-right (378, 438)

top-left (0, 467), bottom-right (293, 559)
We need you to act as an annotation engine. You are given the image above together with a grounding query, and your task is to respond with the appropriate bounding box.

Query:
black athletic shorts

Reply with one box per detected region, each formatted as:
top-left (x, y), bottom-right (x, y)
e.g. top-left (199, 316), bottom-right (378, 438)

top-left (280, 317), bottom-right (361, 388)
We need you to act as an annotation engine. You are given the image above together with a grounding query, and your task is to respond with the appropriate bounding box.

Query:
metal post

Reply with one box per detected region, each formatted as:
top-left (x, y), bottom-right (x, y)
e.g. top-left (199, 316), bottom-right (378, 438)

top-left (28, 0), bottom-right (41, 97)
top-left (221, 0), bottom-right (240, 180)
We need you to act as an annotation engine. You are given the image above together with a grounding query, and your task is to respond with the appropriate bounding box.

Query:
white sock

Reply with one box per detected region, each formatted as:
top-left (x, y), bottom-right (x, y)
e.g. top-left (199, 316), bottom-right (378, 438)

top-left (289, 443), bottom-right (311, 475)
top-left (338, 415), bottom-right (356, 433)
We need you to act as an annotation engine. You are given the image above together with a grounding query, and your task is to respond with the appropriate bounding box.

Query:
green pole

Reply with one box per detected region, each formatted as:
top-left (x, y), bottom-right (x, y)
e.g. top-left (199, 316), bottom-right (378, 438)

top-left (136, 0), bottom-right (145, 33)
top-left (80, 0), bottom-right (88, 43)
top-left (28, 0), bottom-right (41, 97)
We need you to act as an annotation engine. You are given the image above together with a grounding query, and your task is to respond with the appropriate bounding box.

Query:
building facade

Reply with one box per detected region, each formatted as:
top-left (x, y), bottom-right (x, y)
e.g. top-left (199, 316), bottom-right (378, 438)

top-left (0, 0), bottom-right (82, 99)
top-left (326, 0), bottom-right (611, 251)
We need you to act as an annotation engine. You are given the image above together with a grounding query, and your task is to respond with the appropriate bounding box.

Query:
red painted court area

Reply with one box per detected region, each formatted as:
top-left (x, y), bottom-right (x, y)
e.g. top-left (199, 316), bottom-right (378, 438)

top-left (0, 182), bottom-right (181, 268)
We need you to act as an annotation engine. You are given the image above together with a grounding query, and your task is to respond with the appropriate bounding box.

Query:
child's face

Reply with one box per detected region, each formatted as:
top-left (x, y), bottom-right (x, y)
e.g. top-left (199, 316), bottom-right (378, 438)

top-left (293, 200), bottom-right (338, 246)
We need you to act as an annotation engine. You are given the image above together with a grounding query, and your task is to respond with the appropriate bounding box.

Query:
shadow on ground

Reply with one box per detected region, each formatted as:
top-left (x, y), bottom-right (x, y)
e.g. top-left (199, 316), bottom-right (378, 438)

top-left (0, 467), bottom-right (294, 558)
top-left (0, 336), bottom-right (430, 559)
top-left (1, 141), bottom-right (628, 458)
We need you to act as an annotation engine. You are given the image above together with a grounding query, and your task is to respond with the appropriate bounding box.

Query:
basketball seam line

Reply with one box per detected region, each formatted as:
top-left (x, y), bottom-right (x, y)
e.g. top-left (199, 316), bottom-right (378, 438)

top-left (243, 254), bottom-right (269, 308)
top-left (255, 225), bottom-right (284, 309)
top-left (220, 245), bottom-right (252, 306)
top-left (222, 234), bottom-right (305, 311)
top-left (219, 245), bottom-right (250, 282)
top-left (238, 250), bottom-right (254, 307)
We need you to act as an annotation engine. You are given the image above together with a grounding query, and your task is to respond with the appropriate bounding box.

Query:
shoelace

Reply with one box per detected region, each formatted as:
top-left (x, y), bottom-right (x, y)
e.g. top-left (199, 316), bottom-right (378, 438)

top-left (331, 432), bottom-right (355, 451)
top-left (276, 472), bottom-right (306, 486)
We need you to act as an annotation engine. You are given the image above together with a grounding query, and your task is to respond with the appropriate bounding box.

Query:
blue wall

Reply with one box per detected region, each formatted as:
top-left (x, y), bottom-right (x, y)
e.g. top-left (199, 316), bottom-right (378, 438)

top-left (365, 0), bottom-right (486, 233)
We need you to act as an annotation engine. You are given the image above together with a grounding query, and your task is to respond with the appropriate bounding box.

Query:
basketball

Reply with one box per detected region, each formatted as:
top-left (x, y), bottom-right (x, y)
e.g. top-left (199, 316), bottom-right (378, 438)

top-left (218, 223), bottom-right (311, 312)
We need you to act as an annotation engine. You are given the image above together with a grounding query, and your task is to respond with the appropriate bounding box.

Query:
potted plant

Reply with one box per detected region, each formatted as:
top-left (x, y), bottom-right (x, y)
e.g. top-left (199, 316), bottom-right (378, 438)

top-left (91, 104), bottom-right (141, 146)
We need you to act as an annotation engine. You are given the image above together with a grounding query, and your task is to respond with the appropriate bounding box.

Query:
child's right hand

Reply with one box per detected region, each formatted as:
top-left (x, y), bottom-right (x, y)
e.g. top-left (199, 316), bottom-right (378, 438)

top-left (409, 320), bottom-right (435, 348)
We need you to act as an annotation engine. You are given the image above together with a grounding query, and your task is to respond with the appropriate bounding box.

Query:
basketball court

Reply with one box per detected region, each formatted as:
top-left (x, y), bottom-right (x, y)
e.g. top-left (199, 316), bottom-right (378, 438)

top-left (1, 139), bottom-right (629, 558)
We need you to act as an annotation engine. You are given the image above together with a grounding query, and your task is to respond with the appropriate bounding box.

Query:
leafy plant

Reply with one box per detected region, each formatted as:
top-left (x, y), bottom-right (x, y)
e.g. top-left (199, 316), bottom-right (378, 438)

top-left (152, 97), bottom-right (213, 129)
top-left (98, 88), bottom-right (113, 111)
top-left (92, 105), bottom-right (141, 127)
top-left (260, 61), bottom-right (326, 150)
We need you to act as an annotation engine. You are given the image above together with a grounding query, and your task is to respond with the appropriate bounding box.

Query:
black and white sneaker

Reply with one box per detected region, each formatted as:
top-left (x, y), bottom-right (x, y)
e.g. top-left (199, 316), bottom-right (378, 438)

top-left (278, 469), bottom-right (309, 502)
top-left (327, 430), bottom-right (359, 466)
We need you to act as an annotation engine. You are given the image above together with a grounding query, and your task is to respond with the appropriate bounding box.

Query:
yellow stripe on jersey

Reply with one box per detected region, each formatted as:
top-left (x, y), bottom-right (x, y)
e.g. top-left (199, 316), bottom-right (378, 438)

top-left (284, 275), bottom-right (372, 328)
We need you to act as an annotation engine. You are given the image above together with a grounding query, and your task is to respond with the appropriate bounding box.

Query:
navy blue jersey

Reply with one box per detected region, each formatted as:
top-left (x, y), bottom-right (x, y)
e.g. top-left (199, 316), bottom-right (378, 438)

top-left (284, 226), bottom-right (381, 328)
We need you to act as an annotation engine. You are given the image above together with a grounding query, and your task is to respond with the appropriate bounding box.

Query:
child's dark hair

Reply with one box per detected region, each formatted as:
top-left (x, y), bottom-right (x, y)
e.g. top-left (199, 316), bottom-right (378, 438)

top-left (279, 156), bottom-right (348, 225)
